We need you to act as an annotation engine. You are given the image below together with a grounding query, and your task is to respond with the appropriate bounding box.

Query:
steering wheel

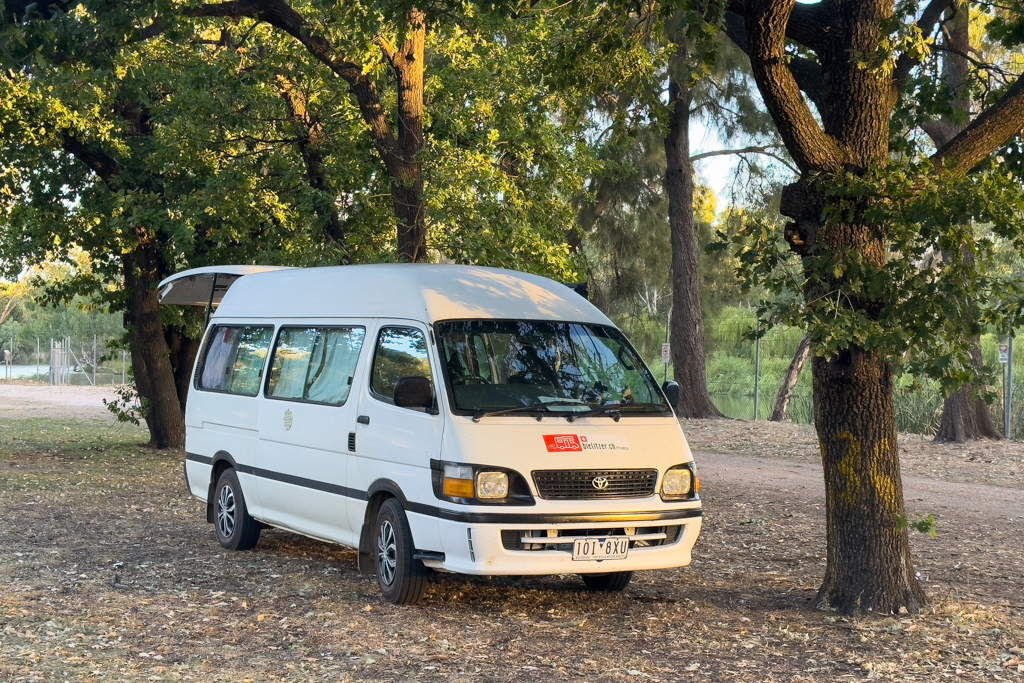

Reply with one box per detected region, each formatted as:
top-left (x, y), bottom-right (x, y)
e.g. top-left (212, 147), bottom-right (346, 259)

top-left (454, 374), bottom-right (489, 385)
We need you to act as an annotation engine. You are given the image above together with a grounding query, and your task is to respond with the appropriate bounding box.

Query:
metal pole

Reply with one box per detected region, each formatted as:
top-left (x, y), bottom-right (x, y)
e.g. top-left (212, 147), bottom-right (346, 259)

top-left (204, 273), bottom-right (219, 330)
top-left (664, 306), bottom-right (670, 383)
top-left (122, 349), bottom-right (126, 385)
top-left (36, 338), bottom-right (39, 377)
top-left (1006, 335), bottom-right (1014, 439)
top-left (92, 335), bottom-right (97, 385)
top-left (753, 323), bottom-right (761, 421)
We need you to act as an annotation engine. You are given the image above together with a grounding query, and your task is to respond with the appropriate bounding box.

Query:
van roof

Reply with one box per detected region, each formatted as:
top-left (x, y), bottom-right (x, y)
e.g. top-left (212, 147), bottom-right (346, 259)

top-left (209, 264), bottom-right (611, 325)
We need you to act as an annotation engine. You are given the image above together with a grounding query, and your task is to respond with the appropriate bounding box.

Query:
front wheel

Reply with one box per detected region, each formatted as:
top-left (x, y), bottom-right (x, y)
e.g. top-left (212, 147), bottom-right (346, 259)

top-left (375, 498), bottom-right (428, 605)
top-left (580, 571), bottom-right (632, 592)
top-left (214, 469), bottom-right (261, 551)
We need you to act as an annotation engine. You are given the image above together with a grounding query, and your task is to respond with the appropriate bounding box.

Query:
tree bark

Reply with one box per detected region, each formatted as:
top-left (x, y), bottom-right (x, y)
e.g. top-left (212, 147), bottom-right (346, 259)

top-left (813, 348), bottom-right (927, 613)
top-left (122, 240), bottom-right (186, 449)
top-left (935, 339), bottom-right (1002, 441)
top-left (770, 332), bottom-right (810, 422)
top-left (664, 61), bottom-right (724, 419)
top-left (166, 325), bottom-right (200, 415)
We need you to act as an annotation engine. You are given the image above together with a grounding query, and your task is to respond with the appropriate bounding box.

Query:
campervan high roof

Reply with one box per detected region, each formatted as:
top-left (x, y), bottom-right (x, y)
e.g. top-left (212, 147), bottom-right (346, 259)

top-left (162, 264), bottom-right (609, 324)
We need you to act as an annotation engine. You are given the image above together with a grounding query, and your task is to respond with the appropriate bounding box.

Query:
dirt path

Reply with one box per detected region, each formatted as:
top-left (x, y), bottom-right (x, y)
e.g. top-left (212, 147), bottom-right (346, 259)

top-left (698, 449), bottom-right (1024, 521)
top-left (0, 383), bottom-right (120, 420)
top-left (696, 446), bottom-right (1024, 607)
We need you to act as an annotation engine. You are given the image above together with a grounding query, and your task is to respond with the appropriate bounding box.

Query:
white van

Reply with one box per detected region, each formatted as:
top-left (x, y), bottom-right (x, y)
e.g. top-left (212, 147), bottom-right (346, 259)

top-left (159, 264), bottom-right (702, 604)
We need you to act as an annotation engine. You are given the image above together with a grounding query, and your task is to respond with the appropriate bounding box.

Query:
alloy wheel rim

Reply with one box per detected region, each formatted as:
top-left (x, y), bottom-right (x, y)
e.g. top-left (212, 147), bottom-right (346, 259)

top-left (217, 483), bottom-right (236, 539)
top-left (377, 519), bottom-right (397, 586)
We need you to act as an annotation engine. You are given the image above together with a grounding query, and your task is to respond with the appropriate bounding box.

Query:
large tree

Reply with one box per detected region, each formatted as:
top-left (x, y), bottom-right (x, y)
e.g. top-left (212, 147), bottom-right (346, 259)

top-left (725, 0), bottom-right (1024, 613)
top-left (559, 4), bottom-right (781, 416)
top-left (1, 0), bottom-right (589, 446)
top-left (0, 12), bottom-right (337, 447)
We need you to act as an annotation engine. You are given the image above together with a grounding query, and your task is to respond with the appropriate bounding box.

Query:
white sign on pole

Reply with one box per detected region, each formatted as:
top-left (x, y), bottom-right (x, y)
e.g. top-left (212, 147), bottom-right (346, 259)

top-left (1000, 344), bottom-right (1009, 364)
top-left (661, 343), bottom-right (671, 364)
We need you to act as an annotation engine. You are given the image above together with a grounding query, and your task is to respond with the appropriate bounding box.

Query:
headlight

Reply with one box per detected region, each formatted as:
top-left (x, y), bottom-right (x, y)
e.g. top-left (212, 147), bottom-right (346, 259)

top-left (433, 461), bottom-right (532, 505)
top-left (443, 464), bottom-right (475, 498)
top-left (475, 471), bottom-right (509, 499)
top-left (661, 466), bottom-right (693, 499)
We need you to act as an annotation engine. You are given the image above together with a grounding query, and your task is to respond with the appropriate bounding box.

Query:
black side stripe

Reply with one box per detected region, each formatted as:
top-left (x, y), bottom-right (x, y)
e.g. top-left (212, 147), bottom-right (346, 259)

top-left (184, 452), bottom-right (703, 525)
top-left (249, 466), bottom-right (369, 502)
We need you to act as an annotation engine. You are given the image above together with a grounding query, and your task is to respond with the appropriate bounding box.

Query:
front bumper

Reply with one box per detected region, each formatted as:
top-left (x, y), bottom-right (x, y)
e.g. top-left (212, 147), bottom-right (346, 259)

top-left (427, 508), bottom-right (702, 575)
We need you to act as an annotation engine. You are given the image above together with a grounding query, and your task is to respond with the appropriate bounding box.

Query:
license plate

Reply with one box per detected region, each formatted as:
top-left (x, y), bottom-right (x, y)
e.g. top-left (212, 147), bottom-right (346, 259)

top-left (572, 537), bottom-right (629, 561)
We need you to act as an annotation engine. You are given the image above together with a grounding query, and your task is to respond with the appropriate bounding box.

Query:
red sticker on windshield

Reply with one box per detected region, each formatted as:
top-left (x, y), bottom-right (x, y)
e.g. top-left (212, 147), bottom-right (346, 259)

top-left (544, 434), bottom-right (583, 452)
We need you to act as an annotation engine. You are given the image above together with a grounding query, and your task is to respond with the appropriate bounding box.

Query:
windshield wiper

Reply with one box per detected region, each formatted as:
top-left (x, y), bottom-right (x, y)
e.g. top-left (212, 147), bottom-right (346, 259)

top-left (472, 400), bottom-right (586, 422)
top-left (566, 403), bottom-right (621, 422)
top-left (566, 402), bottom-right (670, 422)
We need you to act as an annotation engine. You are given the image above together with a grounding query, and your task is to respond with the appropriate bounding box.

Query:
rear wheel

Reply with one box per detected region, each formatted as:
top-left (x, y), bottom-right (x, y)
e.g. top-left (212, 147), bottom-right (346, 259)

top-left (580, 571), bottom-right (632, 592)
top-left (214, 469), bottom-right (261, 551)
top-left (375, 498), bottom-right (428, 605)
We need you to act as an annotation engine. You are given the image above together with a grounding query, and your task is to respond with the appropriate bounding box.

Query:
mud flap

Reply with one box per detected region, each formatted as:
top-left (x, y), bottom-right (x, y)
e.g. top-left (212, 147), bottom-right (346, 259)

top-left (357, 520), bottom-right (374, 576)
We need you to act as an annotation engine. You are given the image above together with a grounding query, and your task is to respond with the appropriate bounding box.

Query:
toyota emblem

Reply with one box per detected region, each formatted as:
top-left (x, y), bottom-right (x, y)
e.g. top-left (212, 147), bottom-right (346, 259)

top-left (591, 476), bottom-right (609, 490)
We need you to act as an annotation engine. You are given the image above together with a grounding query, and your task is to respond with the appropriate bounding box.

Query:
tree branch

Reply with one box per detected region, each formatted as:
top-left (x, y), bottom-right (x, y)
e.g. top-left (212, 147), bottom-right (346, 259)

top-left (60, 132), bottom-right (121, 185)
top-left (727, 0), bottom-right (832, 52)
top-left (892, 0), bottom-right (953, 91)
top-left (184, 0), bottom-right (398, 160)
top-left (374, 34), bottom-right (398, 69)
top-left (932, 74), bottom-right (1024, 173)
top-left (693, 144), bottom-right (798, 172)
top-left (723, 11), bottom-right (825, 114)
top-left (690, 144), bottom-right (783, 161)
top-left (278, 78), bottom-right (351, 262)
top-left (744, 0), bottom-right (843, 172)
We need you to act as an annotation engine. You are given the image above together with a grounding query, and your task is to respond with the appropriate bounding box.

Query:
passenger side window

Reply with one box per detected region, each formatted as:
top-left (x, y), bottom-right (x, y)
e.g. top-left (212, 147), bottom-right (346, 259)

top-left (266, 327), bottom-right (366, 406)
top-left (371, 327), bottom-right (433, 402)
top-left (198, 326), bottom-right (273, 396)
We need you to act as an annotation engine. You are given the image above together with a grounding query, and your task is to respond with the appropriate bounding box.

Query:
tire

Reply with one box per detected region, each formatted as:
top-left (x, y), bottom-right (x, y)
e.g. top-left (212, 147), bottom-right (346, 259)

top-left (374, 498), bottom-right (428, 605)
top-left (214, 469), bottom-right (261, 551)
top-left (580, 571), bottom-right (633, 592)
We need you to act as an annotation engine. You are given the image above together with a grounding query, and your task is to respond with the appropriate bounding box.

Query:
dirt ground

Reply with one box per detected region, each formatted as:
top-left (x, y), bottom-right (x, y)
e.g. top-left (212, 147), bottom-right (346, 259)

top-left (0, 383), bottom-right (120, 421)
top-left (1, 387), bottom-right (1023, 682)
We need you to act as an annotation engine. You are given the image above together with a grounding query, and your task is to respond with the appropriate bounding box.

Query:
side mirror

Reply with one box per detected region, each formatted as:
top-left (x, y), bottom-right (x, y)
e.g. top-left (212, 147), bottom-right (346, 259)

top-left (662, 381), bottom-right (680, 410)
top-left (394, 376), bottom-right (435, 411)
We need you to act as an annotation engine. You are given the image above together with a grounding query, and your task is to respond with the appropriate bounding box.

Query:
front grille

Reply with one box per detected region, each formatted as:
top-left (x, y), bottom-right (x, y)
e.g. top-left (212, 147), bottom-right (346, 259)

top-left (532, 469), bottom-right (657, 500)
top-left (500, 526), bottom-right (679, 551)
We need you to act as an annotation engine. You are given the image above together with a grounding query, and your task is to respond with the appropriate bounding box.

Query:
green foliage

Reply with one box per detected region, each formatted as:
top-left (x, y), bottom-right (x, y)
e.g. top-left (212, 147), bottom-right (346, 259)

top-left (896, 513), bottom-right (937, 539)
top-left (103, 384), bottom-right (145, 426)
top-left (729, 159), bottom-right (1024, 398)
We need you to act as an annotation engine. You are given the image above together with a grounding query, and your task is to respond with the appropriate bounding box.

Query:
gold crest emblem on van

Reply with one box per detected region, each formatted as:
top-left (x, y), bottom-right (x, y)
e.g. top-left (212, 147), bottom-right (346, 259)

top-left (283, 409), bottom-right (293, 430)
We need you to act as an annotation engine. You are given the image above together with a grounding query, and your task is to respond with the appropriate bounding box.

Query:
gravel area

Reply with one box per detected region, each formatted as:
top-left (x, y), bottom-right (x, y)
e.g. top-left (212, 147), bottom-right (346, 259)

top-left (0, 396), bottom-right (1022, 681)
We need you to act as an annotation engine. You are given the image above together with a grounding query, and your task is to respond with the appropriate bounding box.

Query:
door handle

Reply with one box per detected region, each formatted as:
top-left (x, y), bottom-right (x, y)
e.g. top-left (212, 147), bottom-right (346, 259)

top-left (357, 415), bottom-right (370, 425)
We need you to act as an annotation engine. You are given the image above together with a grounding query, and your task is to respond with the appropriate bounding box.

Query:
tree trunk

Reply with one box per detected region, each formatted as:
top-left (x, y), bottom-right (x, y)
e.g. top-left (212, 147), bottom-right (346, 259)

top-left (387, 8), bottom-right (427, 262)
top-left (770, 332), bottom-right (810, 422)
top-left (924, 7), bottom-right (1001, 443)
top-left (935, 340), bottom-right (1002, 442)
top-left (122, 241), bottom-right (186, 449)
top-left (166, 325), bottom-right (200, 415)
top-left (813, 347), bottom-right (927, 613)
top-left (665, 65), bottom-right (724, 419)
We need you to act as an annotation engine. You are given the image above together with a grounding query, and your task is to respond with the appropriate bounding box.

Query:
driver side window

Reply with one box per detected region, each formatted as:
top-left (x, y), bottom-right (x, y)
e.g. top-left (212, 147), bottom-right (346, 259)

top-left (370, 327), bottom-right (433, 402)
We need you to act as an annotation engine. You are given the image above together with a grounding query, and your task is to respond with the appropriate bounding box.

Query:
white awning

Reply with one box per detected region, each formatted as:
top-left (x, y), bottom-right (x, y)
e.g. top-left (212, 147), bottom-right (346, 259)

top-left (157, 265), bottom-right (295, 306)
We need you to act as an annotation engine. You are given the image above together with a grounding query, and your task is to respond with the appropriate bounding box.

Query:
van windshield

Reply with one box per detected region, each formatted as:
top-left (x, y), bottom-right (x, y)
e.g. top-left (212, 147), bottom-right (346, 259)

top-left (436, 320), bottom-right (670, 415)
